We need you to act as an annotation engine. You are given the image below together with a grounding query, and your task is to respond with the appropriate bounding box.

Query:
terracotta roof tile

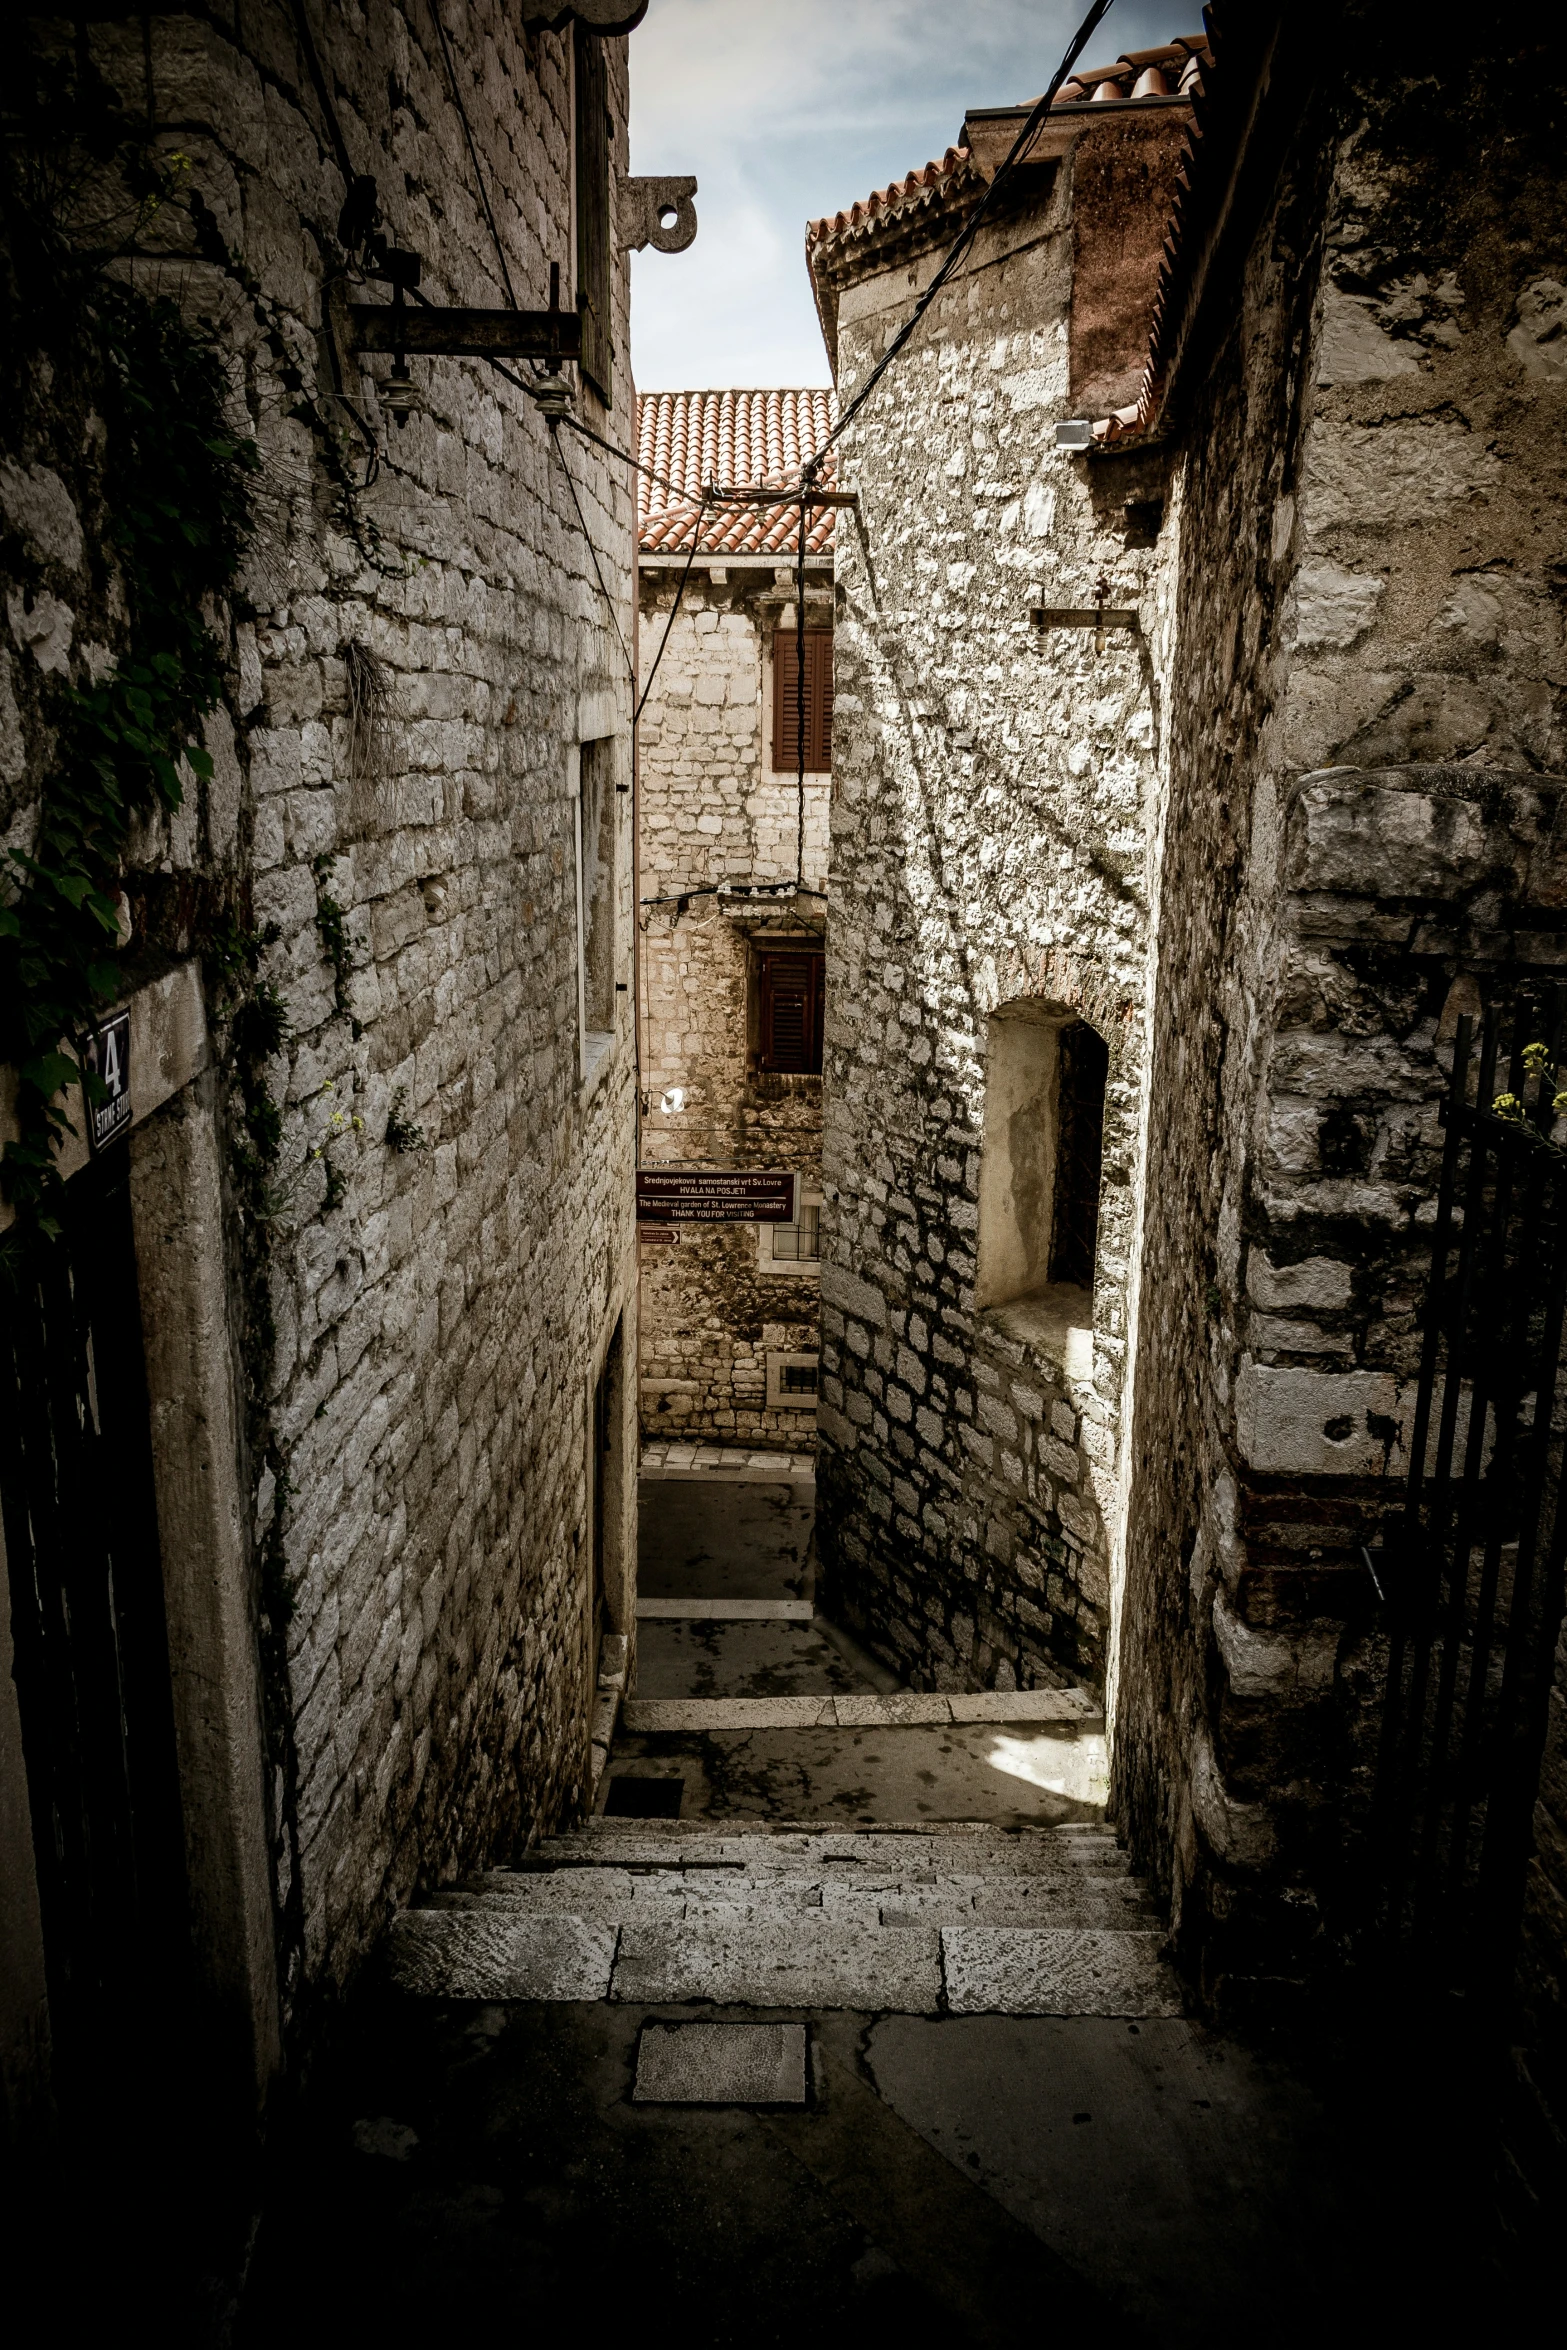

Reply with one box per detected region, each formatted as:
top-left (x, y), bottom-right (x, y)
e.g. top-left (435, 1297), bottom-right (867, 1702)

top-left (805, 38), bottom-right (1212, 264)
top-left (636, 389), bottom-right (838, 556)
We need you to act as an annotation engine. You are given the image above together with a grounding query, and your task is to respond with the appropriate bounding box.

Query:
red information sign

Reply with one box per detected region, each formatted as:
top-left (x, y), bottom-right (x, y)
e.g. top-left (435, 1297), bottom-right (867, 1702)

top-left (636, 1169), bottom-right (799, 1224)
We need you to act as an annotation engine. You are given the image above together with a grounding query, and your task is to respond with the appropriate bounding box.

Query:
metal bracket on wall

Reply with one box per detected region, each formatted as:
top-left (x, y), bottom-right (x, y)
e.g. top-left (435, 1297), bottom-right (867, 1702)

top-left (1031, 605), bottom-right (1141, 653)
top-left (346, 304), bottom-right (583, 359)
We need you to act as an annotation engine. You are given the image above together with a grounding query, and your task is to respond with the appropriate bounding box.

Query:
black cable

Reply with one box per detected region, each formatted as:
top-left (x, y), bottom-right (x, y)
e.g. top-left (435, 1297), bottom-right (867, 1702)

top-left (634, 496), bottom-right (709, 725)
top-left (810, 0), bottom-right (1115, 469)
top-left (425, 0), bottom-right (520, 309)
top-left (549, 420), bottom-right (635, 688)
top-left (286, 0), bottom-right (357, 190)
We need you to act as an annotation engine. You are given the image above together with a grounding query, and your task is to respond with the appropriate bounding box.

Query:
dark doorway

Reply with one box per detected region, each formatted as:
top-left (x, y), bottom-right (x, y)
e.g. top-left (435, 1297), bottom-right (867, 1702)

top-left (0, 1151), bottom-right (188, 2108)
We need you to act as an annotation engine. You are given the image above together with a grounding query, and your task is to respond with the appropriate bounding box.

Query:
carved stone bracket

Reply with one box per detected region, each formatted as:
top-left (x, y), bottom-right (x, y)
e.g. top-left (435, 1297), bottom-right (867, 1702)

top-left (616, 173), bottom-right (698, 255)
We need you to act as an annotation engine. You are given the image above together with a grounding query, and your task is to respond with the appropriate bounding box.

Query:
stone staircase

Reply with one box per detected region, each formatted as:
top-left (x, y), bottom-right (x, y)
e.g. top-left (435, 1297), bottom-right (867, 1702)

top-left (387, 1815), bottom-right (1181, 2016)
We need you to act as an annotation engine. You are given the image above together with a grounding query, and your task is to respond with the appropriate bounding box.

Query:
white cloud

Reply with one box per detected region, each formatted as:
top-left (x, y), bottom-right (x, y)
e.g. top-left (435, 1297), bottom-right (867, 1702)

top-left (629, 0), bottom-right (1184, 387)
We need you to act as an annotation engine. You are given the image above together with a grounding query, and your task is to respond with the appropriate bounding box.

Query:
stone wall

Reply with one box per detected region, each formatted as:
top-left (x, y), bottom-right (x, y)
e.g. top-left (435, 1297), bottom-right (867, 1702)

top-left (1113, 20), bottom-right (1567, 2003)
top-left (816, 144), bottom-right (1178, 1694)
top-left (637, 566), bottom-right (829, 1446)
top-left (1, 2), bottom-right (640, 2060)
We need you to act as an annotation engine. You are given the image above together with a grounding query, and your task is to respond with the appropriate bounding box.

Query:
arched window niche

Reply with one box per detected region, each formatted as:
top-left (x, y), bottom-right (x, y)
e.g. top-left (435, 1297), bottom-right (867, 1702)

top-left (975, 1000), bottom-right (1108, 1377)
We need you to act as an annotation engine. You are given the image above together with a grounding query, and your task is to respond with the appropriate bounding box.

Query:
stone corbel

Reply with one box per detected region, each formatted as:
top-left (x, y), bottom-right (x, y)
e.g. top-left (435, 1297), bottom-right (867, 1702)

top-left (522, 3), bottom-right (650, 31)
top-left (616, 173), bottom-right (698, 254)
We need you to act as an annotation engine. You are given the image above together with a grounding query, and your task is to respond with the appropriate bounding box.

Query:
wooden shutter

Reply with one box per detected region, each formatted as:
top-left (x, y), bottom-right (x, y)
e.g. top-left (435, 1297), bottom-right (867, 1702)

top-left (771, 630), bottom-right (833, 772)
top-left (758, 951), bottom-right (825, 1075)
top-left (574, 28), bottom-right (612, 402)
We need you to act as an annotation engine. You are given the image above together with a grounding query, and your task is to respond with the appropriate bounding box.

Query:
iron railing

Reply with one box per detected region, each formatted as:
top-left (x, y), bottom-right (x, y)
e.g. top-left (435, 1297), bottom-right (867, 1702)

top-left (1373, 1001), bottom-right (1567, 1999)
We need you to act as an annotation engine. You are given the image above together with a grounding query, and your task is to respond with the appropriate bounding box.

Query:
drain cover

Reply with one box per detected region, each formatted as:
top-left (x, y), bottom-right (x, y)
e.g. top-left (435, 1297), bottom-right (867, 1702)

top-left (633, 2022), bottom-right (808, 2105)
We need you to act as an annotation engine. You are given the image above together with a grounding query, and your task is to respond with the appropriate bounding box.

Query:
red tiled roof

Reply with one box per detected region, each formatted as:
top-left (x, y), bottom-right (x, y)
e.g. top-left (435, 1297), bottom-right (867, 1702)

top-left (636, 389), bottom-right (838, 556)
top-left (1053, 37), bottom-right (1210, 105)
top-left (805, 38), bottom-right (1212, 263)
top-left (805, 145), bottom-right (985, 260)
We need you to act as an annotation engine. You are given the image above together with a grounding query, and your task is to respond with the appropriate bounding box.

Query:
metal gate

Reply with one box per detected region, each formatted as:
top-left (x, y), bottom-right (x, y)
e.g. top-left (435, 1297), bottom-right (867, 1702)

top-left (1373, 1002), bottom-right (1567, 1998)
top-left (0, 1152), bottom-right (189, 2102)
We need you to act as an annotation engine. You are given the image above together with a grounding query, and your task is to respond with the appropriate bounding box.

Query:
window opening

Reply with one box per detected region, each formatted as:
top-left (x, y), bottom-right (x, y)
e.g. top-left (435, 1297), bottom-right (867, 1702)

top-left (574, 27), bottom-right (612, 402)
top-left (1050, 1021), bottom-right (1108, 1288)
top-left (766, 1351), bottom-right (820, 1408)
top-left (756, 948), bottom-right (824, 1075)
top-left (770, 1204), bottom-right (821, 1263)
top-left (771, 628), bottom-right (832, 773)
top-left (577, 736), bottom-right (617, 1053)
top-left (975, 1007), bottom-right (1108, 1339)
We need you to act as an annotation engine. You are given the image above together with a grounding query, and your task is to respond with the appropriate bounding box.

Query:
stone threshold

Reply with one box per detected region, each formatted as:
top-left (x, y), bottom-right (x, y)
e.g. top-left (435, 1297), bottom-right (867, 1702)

top-left (621, 1690), bottom-right (1101, 1732)
top-left (636, 1598), bottom-right (814, 1622)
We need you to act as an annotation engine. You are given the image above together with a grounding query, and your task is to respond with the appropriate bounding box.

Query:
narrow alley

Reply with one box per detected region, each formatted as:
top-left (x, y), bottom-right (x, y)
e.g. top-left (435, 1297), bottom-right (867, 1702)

top-left (241, 1448), bottom-right (1502, 2343)
top-left (2, 1), bottom-right (1565, 2338)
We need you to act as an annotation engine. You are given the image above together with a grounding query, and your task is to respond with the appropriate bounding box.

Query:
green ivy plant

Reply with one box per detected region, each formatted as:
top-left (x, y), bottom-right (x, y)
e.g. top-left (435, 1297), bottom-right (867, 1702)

top-left (0, 278), bottom-right (257, 1249)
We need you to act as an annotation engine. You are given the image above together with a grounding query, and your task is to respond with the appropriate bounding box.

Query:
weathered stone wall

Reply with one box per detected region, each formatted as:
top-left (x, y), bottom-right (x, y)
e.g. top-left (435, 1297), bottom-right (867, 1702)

top-left (2, 3), bottom-right (640, 2041)
top-left (1114, 24), bottom-right (1567, 2002)
top-left (817, 145), bottom-right (1177, 1694)
top-left (637, 566), bottom-right (828, 1446)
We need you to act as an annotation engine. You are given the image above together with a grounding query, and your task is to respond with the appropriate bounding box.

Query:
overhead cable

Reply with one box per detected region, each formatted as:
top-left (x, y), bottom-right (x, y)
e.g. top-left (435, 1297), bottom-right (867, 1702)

top-left (808, 0), bottom-right (1116, 472)
top-left (425, 0), bottom-right (521, 310)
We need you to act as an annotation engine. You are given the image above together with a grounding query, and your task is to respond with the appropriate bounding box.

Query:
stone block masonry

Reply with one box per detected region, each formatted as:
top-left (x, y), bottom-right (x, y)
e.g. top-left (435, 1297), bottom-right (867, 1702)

top-left (1, 1), bottom-right (641, 2049)
top-left (1109, 13), bottom-right (1567, 2010)
top-left (637, 557), bottom-right (830, 1448)
top-left (814, 139), bottom-right (1177, 1695)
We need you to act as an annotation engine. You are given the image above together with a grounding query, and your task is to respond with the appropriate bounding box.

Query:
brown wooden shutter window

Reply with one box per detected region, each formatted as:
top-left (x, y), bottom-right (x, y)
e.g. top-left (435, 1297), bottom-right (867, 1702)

top-left (771, 629), bottom-right (833, 773)
top-left (757, 951), bottom-right (825, 1075)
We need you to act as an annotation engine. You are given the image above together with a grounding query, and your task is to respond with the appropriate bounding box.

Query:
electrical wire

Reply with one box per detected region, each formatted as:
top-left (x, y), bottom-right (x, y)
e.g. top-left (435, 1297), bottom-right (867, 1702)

top-left (286, 0), bottom-right (357, 190)
top-left (425, 0), bottom-right (520, 310)
top-left (808, 0), bottom-right (1115, 473)
top-left (634, 496), bottom-right (709, 725)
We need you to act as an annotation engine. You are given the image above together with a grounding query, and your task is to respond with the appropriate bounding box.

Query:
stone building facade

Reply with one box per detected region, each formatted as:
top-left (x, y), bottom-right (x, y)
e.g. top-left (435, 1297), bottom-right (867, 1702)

top-left (811, 0), bottom-right (1567, 2160)
top-left (1, 1), bottom-right (666, 2147)
top-left (635, 390), bottom-right (834, 1449)
top-left (808, 41), bottom-right (1206, 1696)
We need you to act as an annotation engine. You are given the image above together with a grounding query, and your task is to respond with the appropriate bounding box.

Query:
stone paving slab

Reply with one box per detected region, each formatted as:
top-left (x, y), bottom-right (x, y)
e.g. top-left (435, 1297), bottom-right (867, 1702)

top-left (640, 1443), bottom-right (815, 1483)
top-left (941, 1928), bottom-right (1180, 2017)
top-left (633, 2022), bottom-right (808, 2105)
top-left (635, 1598), bottom-right (815, 1621)
top-left (611, 1920), bottom-right (943, 2010)
top-left (947, 1690), bottom-right (1101, 1723)
top-left (829, 1692), bottom-right (953, 1726)
top-left (386, 1910), bottom-right (617, 2000)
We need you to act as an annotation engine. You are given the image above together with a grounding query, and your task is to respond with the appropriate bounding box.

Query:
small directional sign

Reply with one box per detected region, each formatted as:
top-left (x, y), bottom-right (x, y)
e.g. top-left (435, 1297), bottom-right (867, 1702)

top-left (637, 1169), bottom-right (798, 1224)
top-left (83, 1009), bottom-right (132, 1151)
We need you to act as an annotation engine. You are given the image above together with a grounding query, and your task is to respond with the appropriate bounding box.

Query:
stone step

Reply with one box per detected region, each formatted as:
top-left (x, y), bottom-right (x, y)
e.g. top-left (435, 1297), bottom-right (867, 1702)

top-left (439, 1867), bottom-right (1159, 1928)
top-left (385, 1907), bottom-right (1179, 2016)
top-left (531, 1825), bottom-right (1133, 1872)
top-left (619, 1690), bottom-right (1101, 1731)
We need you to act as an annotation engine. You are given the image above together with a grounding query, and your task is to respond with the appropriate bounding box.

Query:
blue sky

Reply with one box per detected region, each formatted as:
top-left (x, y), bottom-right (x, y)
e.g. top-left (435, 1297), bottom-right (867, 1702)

top-left (629, 0), bottom-right (1187, 389)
